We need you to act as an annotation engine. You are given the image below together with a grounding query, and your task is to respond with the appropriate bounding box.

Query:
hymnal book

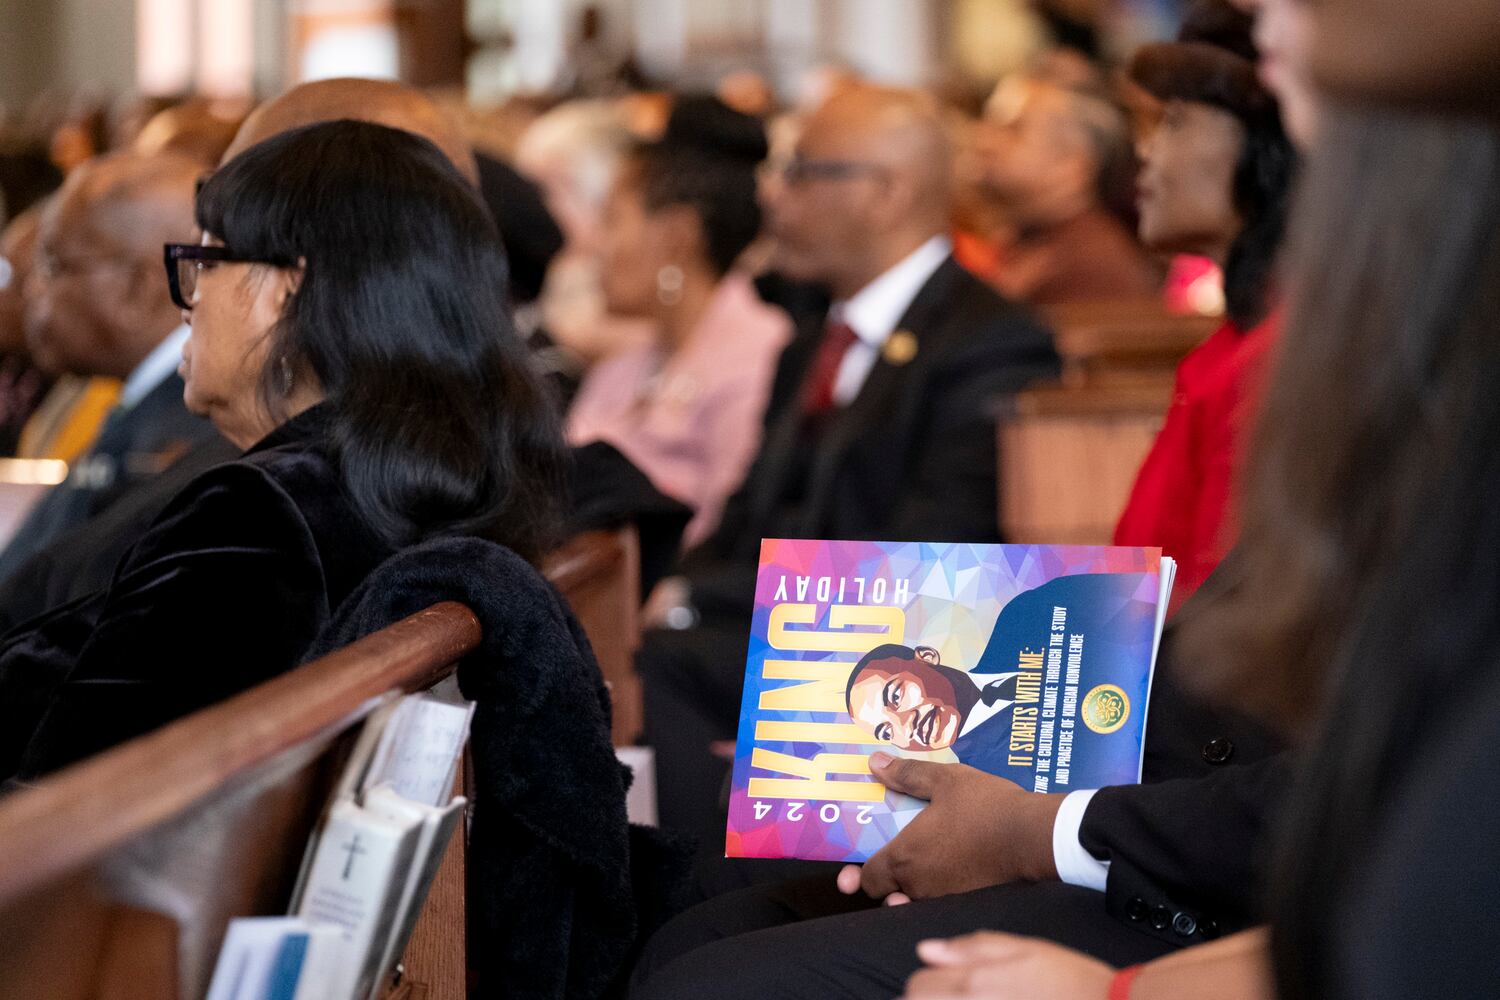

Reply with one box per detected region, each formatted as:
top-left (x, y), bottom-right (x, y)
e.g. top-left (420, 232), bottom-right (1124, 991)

top-left (295, 791), bottom-right (426, 1000)
top-left (726, 540), bottom-right (1175, 862)
top-left (287, 689), bottom-right (473, 1000)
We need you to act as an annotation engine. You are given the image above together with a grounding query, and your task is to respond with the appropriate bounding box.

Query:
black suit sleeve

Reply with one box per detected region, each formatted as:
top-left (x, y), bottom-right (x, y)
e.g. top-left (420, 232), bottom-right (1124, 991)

top-left (881, 314), bottom-right (1057, 542)
top-left (0, 463), bottom-right (329, 779)
top-left (1079, 752), bottom-right (1290, 944)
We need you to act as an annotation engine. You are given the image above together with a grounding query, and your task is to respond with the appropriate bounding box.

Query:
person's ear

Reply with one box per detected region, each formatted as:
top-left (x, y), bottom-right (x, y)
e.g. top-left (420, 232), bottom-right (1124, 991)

top-left (273, 259), bottom-right (306, 310)
top-left (915, 646), bottom-right (941, 665)
top-left (653, 203), bottom-right (705, 267)
top-left (863, 169), bottom-right (915, 232)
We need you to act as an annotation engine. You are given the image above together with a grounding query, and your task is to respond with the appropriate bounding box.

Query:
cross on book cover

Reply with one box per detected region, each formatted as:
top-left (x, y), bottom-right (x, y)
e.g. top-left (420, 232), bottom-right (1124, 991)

top-left (726, 540), bottom-right (1175, 863)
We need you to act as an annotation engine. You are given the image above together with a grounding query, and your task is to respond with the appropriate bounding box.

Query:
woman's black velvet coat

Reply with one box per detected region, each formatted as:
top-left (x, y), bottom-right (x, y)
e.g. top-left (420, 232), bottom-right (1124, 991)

top-left (0, 407), bottom-right (394, 782)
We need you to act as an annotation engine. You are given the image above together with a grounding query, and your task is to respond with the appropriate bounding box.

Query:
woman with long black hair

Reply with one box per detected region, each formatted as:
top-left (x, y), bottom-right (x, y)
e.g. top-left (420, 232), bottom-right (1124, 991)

top-left (0, 119), bottom-right (569, 782)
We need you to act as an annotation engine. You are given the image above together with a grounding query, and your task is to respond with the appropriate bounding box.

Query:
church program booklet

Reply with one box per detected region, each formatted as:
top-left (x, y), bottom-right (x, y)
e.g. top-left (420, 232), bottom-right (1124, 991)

top-left (725, 540), bottom-right (1175, 862)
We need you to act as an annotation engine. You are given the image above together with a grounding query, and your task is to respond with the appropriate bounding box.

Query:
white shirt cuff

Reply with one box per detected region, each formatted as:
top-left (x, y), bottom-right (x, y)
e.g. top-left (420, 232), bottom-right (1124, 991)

top-left (1052, 789), bottom-right (1110, 892)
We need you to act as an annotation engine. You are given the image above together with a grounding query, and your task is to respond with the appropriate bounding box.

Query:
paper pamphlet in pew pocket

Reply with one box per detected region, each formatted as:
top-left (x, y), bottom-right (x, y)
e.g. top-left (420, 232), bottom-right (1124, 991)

top-left (280, 687), bottom-right (473, 1000)
top-left (205, 917), bottom-right (343, 1000)
top-left (726, 540), bottom-right (1175, 863)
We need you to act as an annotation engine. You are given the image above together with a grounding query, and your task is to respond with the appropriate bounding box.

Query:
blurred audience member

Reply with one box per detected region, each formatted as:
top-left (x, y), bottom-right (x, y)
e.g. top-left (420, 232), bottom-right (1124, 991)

top-left (0, 152), bottom-right (222, 584)
top-left (717, 70), bottom-right (776, 119)
top-left (639, 83), bottom-right (1058, 851)
top-left (1307, 0), bottom-right (1500, 111)
top-left (0, 208), bottom-right (53, 454)
top-left (949, 110), bottom-right (1010, 290)
top-left (132, 97), bottom-right (254, 167)
top-left (0, 136), bottom-right (64, 225)
top-left (975, 73), bottom-right (1160, 304)
top-left (46, 99), bottom-right (109, 174)
top-left (516, 100), bottom-right (654, 383)
top-left (1239, 0), bottom-right (1320, 146)
top-left (106, 93), bottom-right (181, 151)
top-left (475, 152), bottom-right (565, 311)
top-left (13, 376), bottom-right (119, 462)
top-left (1113, 0), bottom-right (1295, 608)
top-left (568, 97), bottom-right (791, 549)
top-left (222, 77), bottom-right (479, 184)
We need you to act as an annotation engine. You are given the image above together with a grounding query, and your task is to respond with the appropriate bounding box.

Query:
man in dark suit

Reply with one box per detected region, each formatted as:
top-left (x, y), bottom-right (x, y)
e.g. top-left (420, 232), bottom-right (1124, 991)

top-left (640, 84), bottom-right (1060, 849)
top-left (0, 151), bottom-right (223, 586)
top-left (629, 559), bottom-right (1290, 1000)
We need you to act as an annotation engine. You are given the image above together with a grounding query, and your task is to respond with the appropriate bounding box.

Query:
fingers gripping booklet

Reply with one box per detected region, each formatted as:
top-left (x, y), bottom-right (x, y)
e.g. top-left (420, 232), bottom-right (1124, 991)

top-left (726, 541), bottom-right (1175, 863)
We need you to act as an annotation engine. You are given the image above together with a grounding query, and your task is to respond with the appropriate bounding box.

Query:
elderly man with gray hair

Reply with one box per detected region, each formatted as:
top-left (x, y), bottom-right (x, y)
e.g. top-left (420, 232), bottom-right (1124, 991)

top-left (975, 72), bottom-right (1160, 305)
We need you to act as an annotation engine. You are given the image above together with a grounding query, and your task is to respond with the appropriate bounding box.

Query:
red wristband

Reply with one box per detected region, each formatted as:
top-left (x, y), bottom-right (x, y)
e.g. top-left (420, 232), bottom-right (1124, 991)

top-left (1108, 965), bottom-right (1144, 1000)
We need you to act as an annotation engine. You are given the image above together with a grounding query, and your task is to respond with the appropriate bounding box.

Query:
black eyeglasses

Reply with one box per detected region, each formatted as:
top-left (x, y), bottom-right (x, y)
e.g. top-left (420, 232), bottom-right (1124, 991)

top-left (163, 243), bottom-right (286, 311)
top-left (779, 157), bottom-right (890, 185)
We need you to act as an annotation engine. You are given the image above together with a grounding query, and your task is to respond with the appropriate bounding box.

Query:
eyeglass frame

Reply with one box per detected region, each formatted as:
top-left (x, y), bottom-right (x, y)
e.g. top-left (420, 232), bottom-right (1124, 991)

top-left (163, 243), bottom-right (288, 311)
top-left (778, 156), bottom-right (890, 185)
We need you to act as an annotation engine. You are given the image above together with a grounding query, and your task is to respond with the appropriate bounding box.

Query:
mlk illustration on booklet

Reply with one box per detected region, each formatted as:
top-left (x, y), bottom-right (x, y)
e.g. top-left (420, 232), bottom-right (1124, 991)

top-left (725, 540), bottom-right (1175, 863)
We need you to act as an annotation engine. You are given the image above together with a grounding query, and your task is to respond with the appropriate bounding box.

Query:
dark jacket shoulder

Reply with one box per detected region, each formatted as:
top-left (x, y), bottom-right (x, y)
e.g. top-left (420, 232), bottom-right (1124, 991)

top-left (0, 408), bottom-right (392, 780)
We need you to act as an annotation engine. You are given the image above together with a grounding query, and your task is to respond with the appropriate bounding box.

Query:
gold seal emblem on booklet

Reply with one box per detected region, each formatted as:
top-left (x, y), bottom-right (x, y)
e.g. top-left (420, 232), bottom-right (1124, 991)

top-left (1081, 684), bottom-right (1130, 734)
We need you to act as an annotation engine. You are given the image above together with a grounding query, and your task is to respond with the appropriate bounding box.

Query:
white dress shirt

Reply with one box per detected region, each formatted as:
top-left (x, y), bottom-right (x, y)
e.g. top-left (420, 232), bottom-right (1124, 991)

top-left (1052, 788), bottom-right (1110, 891)
top-left (119, 323), bottom-right (190, 410)
top-left (828, 235), bottom-right (951, 406)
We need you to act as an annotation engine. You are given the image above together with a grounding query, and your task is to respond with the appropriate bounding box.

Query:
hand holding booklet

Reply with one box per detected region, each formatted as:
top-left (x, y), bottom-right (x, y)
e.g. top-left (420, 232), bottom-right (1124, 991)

top-left (726, 540), bottom-right (1174, 863)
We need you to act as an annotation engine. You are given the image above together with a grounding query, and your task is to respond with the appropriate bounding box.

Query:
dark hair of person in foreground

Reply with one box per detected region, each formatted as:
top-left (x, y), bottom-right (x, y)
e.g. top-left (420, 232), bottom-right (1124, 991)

top-left (196, 119), bottom-right (567, 561)
top-left (1180, 104), bottom-right (1500, 999)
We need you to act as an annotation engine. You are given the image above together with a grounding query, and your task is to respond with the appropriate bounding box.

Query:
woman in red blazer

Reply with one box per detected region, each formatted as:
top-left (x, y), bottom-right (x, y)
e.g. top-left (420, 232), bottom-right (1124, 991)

top-left (1112, 1), bottom-right (1296, 607)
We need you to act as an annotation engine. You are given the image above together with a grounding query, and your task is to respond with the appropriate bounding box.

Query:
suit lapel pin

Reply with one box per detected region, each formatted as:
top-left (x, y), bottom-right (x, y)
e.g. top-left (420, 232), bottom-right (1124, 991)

top-left (883, 330), bottom-right (918, 365)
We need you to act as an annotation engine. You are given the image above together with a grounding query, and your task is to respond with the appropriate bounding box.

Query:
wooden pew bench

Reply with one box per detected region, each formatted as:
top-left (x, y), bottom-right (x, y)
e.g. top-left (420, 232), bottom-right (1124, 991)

top-left (993, 300), bottom-right (1216, 544)
top-left (0, 525), bottom-right (644, 1000)
top-left (998, 378), bottom-right (1175, 545)
top-left (1041, 299), bottom-right (1218, 387)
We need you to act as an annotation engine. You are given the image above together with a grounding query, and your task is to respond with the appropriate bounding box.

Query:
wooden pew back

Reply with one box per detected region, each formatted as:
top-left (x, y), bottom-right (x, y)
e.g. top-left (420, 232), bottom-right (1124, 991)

top-left (0, 525), bottom-right (645, 999)
top-left (0, 602), bottom-right (480, 1000)
top-left (995, 300), bottom-right (1212, 544)
top-left (998, 377), bottom-right (1174, 545)
top-left (542, 527), bottom-right (643, 746)
top-left (1041, 300), bottom-right (1217, 387)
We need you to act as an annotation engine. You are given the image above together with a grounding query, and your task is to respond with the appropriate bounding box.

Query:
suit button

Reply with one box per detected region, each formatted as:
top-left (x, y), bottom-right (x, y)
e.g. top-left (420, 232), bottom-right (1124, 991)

top-left (1171, 912), bottom-right (1198, 937)
top-left (1125, 897), bottom-right (1148, 922)
top-left (1202, 738), bottom-right (1235, 765)
top-left (1150, 905), bottom-right (1172, 931)
top-left (1200, 919), bottom-right (1220, 940)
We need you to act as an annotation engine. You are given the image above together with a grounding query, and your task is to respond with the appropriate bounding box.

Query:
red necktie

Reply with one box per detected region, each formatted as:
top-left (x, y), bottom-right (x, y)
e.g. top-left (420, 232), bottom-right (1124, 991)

top-left (801, 319), bottom-right (860, 417)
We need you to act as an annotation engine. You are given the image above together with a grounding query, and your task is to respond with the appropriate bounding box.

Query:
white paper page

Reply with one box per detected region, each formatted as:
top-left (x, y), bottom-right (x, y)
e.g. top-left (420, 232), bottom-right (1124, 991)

top-left (1135, 556), bottom-right (1177, 781)
top-left (364, 695), bottom-right (475, 808)
top-left (359, 785), bottom-right (467, 999)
